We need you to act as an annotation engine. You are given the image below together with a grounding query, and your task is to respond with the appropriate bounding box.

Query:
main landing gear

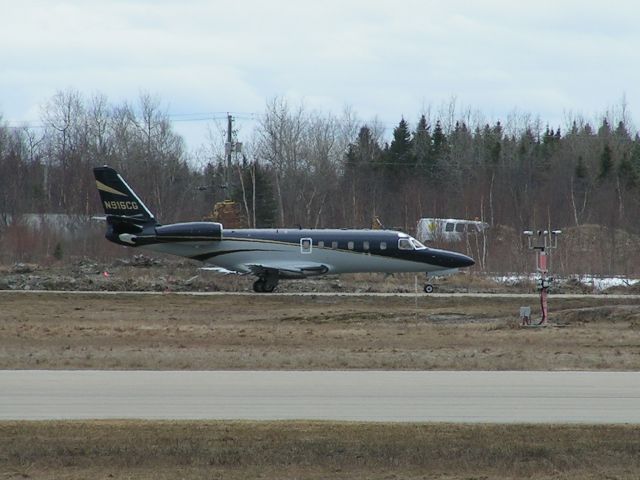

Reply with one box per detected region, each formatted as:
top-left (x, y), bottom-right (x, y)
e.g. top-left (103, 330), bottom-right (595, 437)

top-left (423, 273), bottom-right (435, 294)
top-left (253, 273), bottom-right (279, 293)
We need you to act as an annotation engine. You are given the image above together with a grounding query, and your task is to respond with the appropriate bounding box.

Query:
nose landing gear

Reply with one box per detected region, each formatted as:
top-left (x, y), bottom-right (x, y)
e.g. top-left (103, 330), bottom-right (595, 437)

top-left (423, 273), bottom-right (435, 294)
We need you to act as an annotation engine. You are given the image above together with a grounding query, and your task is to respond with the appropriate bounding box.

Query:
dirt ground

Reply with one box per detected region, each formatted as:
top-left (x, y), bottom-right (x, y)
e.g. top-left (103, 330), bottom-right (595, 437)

top-left (2, 291), bottom-right (640, 370)
top-left (1, 256), bottom-right (624, 294)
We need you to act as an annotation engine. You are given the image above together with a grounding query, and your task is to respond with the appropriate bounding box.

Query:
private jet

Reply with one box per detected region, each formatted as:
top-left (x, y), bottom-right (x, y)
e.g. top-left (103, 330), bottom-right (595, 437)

top-left (93, 166), bottom-right (475, 292)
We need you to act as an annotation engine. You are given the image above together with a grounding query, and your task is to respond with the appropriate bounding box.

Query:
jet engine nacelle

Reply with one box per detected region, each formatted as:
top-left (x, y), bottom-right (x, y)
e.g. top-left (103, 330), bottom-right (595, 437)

top-left (155, 222), bottom-right (223, 240)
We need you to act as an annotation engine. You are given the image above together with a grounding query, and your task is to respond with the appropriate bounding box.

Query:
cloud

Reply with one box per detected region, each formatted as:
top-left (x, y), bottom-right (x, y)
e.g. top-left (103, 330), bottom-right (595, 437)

top-left (2, 0), bottom-right (640, 145)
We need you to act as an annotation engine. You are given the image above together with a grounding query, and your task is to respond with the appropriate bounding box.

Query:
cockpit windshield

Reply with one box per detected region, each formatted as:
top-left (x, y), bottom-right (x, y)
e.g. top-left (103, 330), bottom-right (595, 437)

top-left (398, 236), bottom-right (428, 250)
top-left (410, 238), bottom-right (427, 250)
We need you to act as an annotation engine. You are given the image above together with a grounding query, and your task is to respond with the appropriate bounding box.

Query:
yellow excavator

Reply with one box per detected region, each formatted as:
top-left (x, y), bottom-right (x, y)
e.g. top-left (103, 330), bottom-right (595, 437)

top-left (371, 216), bottom-right (384, 230)
top-left (204, 199), bottom-right (248, 228)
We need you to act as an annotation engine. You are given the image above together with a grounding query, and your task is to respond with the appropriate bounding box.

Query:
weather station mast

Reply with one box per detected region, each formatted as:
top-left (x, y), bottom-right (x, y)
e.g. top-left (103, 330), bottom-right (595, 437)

top-left (522, 229), bottom-right (561, 326)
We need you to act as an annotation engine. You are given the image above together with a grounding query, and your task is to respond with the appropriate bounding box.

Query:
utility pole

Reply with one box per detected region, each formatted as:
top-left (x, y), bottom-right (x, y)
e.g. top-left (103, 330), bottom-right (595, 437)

top-left (224, 113), bottom-right (233, 199)
top-left (223, 113), bottom-right (244, 199)
top-left (199, 113), bottom-right (248, 227)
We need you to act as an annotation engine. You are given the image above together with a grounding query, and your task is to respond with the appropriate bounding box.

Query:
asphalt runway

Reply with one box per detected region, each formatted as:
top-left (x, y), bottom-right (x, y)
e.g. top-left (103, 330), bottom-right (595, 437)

top-left (2, 370), bottom-right (639, 423)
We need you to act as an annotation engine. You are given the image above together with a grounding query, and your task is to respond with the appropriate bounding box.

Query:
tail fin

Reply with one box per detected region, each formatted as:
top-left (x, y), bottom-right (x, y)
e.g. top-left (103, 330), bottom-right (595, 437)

top-left (93, 166), bottom-right (155, 223)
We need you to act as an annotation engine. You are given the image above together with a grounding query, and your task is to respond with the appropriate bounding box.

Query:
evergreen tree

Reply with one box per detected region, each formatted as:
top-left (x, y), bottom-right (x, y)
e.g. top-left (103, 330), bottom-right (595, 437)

top-left (344, 126), bottom-right (382, 169)
top-left (615, 120), bottom-right (630, 141)
top-left (598, 118), bottom-right (611, 138)
top-left (569, 121), bottom-right (579, 136)
top-left (431, 119), bottom-right (447, 160)
top-left (252, 163), bottom-right (277, 227)
top-left (631, 135), bottom-right (640, 171)
top-left (618, 154), bottom-right (638, 189)
top-left (448, 121), bottom-right (474, 183)
top-left (487, 121), bottom-right (503, 165)
top-left (598, 144), bottom-right (614, 180)
top-left (387, 118), bottom-right (413, 171)
top-left (356, 126), bottom-right (382, 166)
top-left (575, 155), bottom-right (588, 179)
top-left (582, 123), bottom-right (594, 136)
top-left (541, 125), bottom-right (561, 159)
top-left (412, 115), bottom-right (431, 173)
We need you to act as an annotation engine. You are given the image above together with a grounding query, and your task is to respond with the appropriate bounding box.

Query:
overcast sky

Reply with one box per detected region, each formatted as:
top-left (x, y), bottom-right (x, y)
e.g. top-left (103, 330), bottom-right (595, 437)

top-left (2, 0), bottom-right (639, 149)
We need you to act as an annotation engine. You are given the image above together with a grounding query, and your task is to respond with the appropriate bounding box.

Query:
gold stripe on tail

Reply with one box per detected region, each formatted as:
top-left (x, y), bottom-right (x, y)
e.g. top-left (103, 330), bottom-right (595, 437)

top-left (96, 180), bottom-right (128, 197)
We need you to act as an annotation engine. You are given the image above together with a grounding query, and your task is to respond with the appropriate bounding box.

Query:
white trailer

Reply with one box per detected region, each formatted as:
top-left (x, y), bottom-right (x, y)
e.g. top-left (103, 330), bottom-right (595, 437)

top-left (416, 218), bottom-right (489, 243)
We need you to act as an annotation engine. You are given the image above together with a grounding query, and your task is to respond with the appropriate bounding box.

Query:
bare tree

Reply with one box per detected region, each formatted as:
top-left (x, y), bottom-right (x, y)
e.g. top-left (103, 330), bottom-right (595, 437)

top-left (255, 97), bottom-right (308, 226)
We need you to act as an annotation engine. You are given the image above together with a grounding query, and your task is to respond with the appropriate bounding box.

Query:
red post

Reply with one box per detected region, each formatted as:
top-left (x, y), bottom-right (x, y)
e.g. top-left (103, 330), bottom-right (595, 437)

top-left (539, 287), bottom-right (548, 325)
top-left (537, 251), bottom-right (548, 325)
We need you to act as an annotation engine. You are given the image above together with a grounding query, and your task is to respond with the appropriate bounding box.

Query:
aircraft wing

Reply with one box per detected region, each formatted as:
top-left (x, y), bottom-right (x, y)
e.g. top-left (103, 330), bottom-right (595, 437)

top-left (242, 261), bottom-right (330, 279)
top-left (199, 266), bottom-right (240, 275)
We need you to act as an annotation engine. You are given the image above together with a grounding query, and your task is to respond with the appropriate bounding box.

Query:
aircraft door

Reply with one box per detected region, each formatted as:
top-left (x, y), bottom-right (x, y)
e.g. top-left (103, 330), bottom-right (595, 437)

top-left (300, 237), bottom-right (312, 254)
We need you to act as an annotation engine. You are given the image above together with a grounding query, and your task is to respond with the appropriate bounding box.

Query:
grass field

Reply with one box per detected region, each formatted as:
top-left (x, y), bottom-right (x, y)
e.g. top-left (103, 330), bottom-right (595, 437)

top-left (1, 420), bottom-right (640, 479)
top-left (3, 291), bottom-right (640, 479)
top-left (1, 292), bottom-right (640, 370)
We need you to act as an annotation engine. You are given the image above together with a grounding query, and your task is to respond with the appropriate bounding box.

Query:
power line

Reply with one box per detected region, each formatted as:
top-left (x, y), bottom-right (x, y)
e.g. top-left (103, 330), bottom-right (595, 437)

top-left (2, 111), bottom-right (262, 129)
top-left (5, 123), bottom-right (45, 130)
top-left (167, 111), bottom-right (261, 121)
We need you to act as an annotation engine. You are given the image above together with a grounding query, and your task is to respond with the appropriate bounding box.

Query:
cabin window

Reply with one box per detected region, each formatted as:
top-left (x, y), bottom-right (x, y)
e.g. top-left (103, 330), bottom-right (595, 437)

top-left (445, 222), bottom-right (455, 232)
top-left (300, 237), bottom-right (312, 254)
top-left (318, 240), bottom-right (325, 248)
top-left (363, 241), bottom-right (370, 251)
top-left (455, 223), bottom-right (465, 233)
top-left (331, 241), bottom-right (338, 249)
top-left (348, 241), bottom-right (354, 250)
top-left (380, 241), bottom-right (387, 250)
top-left (398, 238), bottom-right (413, 250)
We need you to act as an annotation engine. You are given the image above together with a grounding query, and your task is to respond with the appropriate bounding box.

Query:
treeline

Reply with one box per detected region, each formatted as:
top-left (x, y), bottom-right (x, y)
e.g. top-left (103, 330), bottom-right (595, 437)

top-left (1, 91), bottom-right (640, 274)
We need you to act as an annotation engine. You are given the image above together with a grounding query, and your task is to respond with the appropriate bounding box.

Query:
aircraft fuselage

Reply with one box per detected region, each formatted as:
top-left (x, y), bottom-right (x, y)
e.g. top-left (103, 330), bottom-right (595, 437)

top-left (122, 225), bottom-right (474, 277)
